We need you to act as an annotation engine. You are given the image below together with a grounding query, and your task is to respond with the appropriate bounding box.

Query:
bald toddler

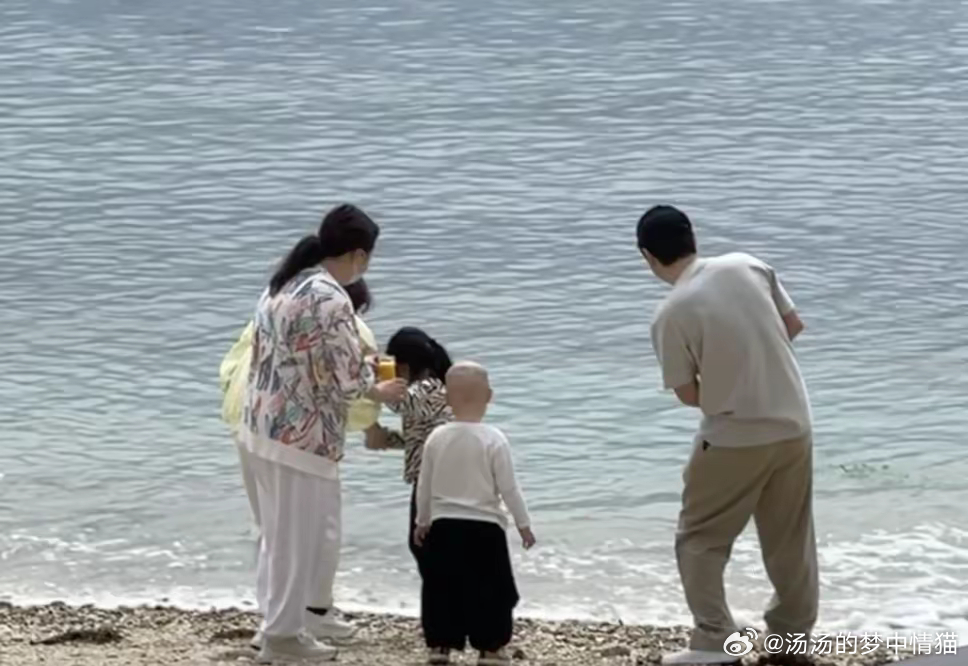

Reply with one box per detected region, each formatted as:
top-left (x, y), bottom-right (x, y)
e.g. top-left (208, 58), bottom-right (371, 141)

top-left (414, 361), bottom-right (534, 666)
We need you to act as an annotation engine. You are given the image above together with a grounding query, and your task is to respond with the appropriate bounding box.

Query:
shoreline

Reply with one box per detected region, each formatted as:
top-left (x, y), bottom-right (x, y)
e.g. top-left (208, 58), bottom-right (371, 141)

top-left (0, 602), bottom-right (916, 665)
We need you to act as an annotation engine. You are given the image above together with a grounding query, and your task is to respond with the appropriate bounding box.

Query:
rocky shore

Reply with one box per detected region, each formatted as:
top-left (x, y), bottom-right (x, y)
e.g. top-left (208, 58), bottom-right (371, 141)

top-left (0, 602), bottom-right (914, 666)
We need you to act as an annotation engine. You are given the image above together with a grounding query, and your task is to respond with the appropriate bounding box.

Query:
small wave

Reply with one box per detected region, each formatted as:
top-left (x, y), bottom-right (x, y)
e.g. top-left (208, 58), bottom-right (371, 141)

top-left (3, 524), bottom-right (966, 635)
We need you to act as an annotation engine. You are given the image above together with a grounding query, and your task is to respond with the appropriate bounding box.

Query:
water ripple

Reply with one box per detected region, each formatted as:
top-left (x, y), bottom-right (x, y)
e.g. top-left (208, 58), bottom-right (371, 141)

top-left (1, 0), bottom-right (966, 631)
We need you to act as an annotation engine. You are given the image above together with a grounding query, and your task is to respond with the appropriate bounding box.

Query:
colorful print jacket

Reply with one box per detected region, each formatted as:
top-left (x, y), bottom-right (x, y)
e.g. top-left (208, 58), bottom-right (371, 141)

top-left (243, 270), bottom-right (375, 462)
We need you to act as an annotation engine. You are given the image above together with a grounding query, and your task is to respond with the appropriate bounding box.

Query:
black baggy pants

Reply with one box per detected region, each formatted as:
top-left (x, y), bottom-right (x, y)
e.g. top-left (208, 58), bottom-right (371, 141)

top-left (420, 518), bottom-right (519, 652)
top-left (409, 485), bottom-right (429, 579)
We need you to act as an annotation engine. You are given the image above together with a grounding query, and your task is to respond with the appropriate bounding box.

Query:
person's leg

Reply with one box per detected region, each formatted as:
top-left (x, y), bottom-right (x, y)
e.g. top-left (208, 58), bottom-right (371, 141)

top-left (420, 523), bottom-right (446, 650)
top-left (305, 477), bottom-right (355, 639)
top-left (306, 475), bottom-right (341, 610)
top-left (236, 439), bottom-right (262, 528)
top-left (251, 460), bottom-right (337, 662)
top-left (675, 440), bottom-right (776, 653)
top-left (250, 455), bottom-right (274, 633)
top-left (421, 520), bottom-right (468, 652)
top-left (254, 458), bottom-right (321, 638)
top-left (409, 483), bottom-right (428, 579)
top-left (249, 455), bottom-right (293, 637)
top-left (468, 522), bottom-right (518, 656)
top-left (754, 434), bottom-right (819, 641)
top-left (237, 442), bottom-right (266, 620)
top-left (255, 534), bottom-right (267, 619)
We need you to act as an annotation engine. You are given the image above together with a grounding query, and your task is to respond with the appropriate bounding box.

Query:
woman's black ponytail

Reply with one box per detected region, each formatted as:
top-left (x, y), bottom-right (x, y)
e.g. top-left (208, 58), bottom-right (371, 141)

top-left (268, 204), bottom-right (379, 296)
top-left (269, 234), bottom-right (325, 296)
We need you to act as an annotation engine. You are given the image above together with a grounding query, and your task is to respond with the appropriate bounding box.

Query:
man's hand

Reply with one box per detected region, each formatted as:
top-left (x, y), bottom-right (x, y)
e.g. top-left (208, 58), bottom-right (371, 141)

top-left (518, 527), bottom-right (536, 550)
top-left (364, 425), bottom-right (389, 450)
top-left (414, 524), bottom-right (430, 547)
top-left (371, 379), bottom-right (407, 403)
top-left (782, 310), bottom-right (805, 341)
top-left (673, 380), bottom-right (700, 408)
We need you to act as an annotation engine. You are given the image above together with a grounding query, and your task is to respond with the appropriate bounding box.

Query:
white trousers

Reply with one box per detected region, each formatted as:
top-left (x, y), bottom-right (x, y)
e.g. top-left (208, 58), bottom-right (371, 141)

top-left (236, 441), bottom-right (262, 528)
top-left (248, 454), bottom-right (342, 638)
top-left (235, 443), bottom-right (266, 613)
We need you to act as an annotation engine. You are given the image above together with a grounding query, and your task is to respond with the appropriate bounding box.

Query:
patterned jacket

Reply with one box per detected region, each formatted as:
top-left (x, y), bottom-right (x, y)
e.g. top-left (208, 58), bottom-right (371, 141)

top-left (242, 269), bottom-right (374, 473)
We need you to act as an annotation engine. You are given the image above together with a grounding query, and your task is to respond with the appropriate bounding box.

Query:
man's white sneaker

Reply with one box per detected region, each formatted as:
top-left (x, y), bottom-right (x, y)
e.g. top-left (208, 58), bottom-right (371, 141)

top-left (662, 649), bottom-right (740, 665)
top-left (256, 634), bottom-right (338, 663)
top-left (307, 610), bottom-right (356, 640)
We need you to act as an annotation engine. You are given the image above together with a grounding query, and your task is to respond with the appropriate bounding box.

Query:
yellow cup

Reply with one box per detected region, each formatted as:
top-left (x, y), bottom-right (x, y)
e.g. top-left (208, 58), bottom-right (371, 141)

top-left (377, 356), bottom-right (397, 381)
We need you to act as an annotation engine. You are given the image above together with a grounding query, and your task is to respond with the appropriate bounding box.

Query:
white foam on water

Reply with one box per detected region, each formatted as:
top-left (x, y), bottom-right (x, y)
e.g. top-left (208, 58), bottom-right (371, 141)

top-left (2, 523), bottom-right (967, 639)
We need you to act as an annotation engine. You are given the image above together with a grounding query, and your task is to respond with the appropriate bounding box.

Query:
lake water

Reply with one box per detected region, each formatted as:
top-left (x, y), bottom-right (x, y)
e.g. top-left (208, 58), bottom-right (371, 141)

top-left (2, 0), bottom-right (967, 637)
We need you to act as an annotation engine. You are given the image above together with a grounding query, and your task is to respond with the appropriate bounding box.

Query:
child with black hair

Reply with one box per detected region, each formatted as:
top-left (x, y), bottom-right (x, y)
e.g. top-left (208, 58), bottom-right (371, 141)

top-left (365, 326), bottom-right (454, 578)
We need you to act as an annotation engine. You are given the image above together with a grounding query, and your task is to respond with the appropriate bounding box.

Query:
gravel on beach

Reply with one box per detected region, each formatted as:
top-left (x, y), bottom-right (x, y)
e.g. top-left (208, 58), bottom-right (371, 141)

top-left (0, 602), bottom-right (912, 666)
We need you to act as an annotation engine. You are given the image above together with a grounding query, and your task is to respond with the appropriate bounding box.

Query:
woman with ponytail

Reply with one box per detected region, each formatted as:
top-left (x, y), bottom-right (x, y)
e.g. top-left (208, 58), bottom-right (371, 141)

top-left (241, 204), bottom-right (406, 663)
top-left (364, 326), bottom-right (454, 580)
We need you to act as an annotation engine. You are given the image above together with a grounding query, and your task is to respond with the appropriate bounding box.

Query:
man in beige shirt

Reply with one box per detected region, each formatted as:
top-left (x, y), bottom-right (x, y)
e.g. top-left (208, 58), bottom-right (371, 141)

top-left (637, 205), bottom-right (818, 665)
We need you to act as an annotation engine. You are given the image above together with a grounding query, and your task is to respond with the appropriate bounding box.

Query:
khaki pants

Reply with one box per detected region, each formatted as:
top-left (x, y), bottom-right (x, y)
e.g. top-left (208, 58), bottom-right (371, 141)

top-left (677, 433), bottom-right (818, 651)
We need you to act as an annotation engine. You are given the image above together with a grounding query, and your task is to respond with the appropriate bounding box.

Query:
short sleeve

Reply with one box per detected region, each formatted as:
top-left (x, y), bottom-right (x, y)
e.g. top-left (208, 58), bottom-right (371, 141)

top-left (751, 257), bottom-right (795, 316)
top-left (770, 270), bottom-right (796, 316)
top-left (651, 312), bottom-right (698, 390)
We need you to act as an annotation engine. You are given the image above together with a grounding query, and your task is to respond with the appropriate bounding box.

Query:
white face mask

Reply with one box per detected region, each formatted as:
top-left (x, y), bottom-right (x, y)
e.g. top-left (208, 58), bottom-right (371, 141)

top-left (344, 251), bottom-right (369, 285)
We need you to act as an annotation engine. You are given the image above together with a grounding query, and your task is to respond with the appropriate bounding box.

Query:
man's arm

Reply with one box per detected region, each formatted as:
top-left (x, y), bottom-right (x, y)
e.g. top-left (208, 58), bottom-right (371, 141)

top-left (757, 260), bottom-right (804, 342)
top-left (652, 314), bottom-right (700, 408)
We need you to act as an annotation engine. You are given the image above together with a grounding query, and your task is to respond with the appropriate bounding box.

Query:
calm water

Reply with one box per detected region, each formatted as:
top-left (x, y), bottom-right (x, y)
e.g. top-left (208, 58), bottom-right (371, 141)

top-left (2, 0), bottom-right (967, 636)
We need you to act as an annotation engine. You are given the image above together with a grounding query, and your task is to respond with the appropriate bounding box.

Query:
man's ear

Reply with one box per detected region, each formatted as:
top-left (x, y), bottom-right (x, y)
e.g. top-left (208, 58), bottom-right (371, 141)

top-left (486, 388), bottom-right (494, 403)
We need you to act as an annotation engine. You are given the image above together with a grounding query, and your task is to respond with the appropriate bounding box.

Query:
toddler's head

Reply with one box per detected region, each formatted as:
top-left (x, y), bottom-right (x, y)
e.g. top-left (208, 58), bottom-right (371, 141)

top-left (445, 361), bottom-right (492, 422)
top-left (344, 278), bottom-right (372, 315)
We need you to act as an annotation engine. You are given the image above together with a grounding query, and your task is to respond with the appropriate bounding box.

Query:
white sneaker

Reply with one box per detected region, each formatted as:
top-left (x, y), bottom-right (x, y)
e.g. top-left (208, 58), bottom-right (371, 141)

top-left (256, 634), bottom-right (338, 663)
top-left (307, 610), bottom-right (356, 640)
top-left (662, 649), bottom-right (740, 665)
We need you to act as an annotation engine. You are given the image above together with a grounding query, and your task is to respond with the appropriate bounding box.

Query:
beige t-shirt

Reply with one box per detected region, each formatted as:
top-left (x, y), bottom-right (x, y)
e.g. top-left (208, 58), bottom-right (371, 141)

top-left (651, 253), bottom-right (811, 447)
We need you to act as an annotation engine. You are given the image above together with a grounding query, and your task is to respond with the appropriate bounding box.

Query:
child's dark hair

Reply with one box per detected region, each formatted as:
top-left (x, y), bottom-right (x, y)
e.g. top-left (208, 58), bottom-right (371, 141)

top-left (386, 327), bottom-right (452, 383)
top-left (344, 278), bottom-right (372, 315)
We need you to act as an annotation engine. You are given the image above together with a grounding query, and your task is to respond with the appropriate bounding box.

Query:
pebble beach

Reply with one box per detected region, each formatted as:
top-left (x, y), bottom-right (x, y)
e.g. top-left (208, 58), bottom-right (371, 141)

top-left (0, 603), bottom-right (915, 666)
